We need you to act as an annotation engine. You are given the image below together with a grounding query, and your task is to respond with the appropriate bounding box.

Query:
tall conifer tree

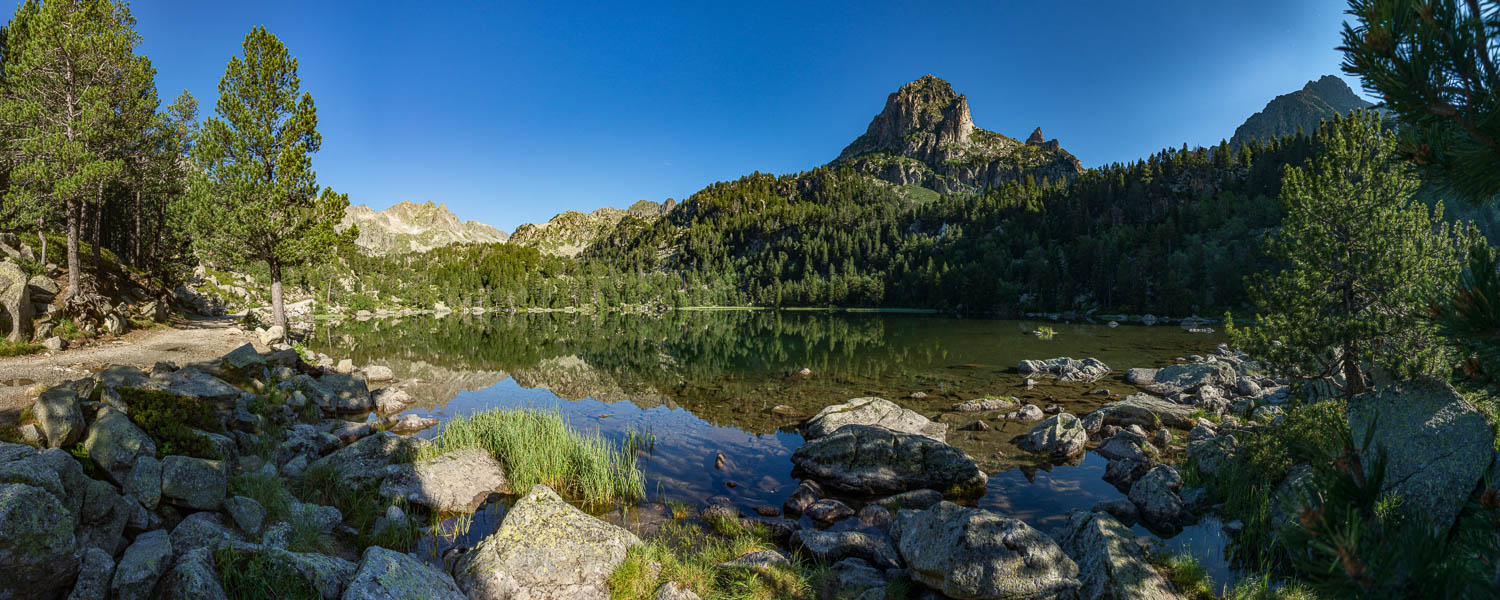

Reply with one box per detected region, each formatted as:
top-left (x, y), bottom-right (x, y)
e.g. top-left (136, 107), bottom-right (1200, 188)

top-left (189, 27), bottom-right (353, 334)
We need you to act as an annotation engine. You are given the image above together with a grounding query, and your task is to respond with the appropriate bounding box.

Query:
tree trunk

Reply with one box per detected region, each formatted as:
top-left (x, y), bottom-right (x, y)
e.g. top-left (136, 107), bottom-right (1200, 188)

top-left (36, 215), bottom-right (46, 266)
top-left (1342, 345), bottom-right (1368, 398)
top-left (91, 182), bottom-right (103, 273)
top-left (64, 199), bottom-right (80, 301)
top-left (270, 259), bottom-right (287, 338)
top-left (132, 188), bottom-right (141, 267)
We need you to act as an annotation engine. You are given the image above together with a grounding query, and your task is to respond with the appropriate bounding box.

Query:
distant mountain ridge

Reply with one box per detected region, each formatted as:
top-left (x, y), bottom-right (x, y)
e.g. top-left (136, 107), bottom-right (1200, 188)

top-left (340, 201), bottom-right (509, 255)
top-left (829, 75), bottom-right (1083, 194)
top-left (509, 199), bottom-right (676, 257)
top-left (1229, 75), bottom-right (1374, 147)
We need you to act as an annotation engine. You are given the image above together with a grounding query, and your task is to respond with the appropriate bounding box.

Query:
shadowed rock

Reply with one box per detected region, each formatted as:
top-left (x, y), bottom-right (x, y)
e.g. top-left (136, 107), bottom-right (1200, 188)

top-left (791, 424), bottom-right (986, 497)
top-left (891, 501), bottom-right (1078, 600)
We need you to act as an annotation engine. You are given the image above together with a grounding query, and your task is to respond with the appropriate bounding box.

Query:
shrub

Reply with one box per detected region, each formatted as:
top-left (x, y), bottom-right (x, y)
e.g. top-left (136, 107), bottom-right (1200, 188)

top-left (0, 340), bottom-right (41, 357)
top-left (120, 387), bottom-right (226, 460)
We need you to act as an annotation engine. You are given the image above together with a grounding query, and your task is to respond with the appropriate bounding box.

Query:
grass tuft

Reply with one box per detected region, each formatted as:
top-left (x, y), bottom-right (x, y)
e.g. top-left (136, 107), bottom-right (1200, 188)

top-left (214, 547), bottom-right (321, 600)
top-left (419, 407), bottom-right (645, 508)
top-left (1157, 552), bottom-right (1216, 600)
top-left (607, 519), bottom-right (813, 600)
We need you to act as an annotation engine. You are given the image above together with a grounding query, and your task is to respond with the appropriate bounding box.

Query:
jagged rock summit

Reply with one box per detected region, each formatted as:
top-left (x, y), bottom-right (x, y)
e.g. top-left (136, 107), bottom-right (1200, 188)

top-left (1229, 75), bottom-right (1374, 147)
top-left (831, 75), bottom-right (1082, 194)
top-left (340, 201), bottom-right (509, 255)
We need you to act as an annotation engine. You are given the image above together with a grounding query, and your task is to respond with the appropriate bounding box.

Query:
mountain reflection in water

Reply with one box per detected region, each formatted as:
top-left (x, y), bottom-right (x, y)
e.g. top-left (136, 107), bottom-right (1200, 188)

top-left (307, 310), bottom-right (1237, 582)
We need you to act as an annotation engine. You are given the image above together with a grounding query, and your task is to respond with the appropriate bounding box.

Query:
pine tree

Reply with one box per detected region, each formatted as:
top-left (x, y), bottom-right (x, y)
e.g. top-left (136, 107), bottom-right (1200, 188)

top-left (1232, 111), bottom-right (1478, 395)
top-left (0, 0), bottom-right (151, 300)
top-left (1341, 0), bottom-right (1500, 202)
top-left (188, 27), bottom-right (353, 334)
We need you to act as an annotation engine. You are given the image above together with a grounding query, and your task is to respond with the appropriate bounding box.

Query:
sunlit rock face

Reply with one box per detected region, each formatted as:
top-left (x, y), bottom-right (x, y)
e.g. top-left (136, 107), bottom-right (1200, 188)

top-left (831, 75), bottom-right (1083, 195)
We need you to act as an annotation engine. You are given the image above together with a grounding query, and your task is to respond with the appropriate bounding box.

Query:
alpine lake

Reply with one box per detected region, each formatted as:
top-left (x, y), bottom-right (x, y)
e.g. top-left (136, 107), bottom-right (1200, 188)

top-left (304, 309), bottom-right (1240, 584)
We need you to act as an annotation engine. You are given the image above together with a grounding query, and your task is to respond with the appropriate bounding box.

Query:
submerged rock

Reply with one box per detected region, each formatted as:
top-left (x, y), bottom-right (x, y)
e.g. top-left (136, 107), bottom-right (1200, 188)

top-left (1018, 357), bottom-right (1111, 383)
top-left (891, 501), bottom-right (1079, 600)
top-left (952, 397), bottom-right (1014, 413)
top-left (802, 397), bottom-right (946, 442)
top-left (455, 484), bottom-right (641, 600)
top-left (790, 424), bottom-right (986, 497)
top-left (791, 529), bottom-right (899, 570)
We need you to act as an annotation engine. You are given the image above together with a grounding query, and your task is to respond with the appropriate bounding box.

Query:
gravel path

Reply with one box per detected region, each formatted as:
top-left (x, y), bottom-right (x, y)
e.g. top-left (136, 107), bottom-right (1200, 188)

top-left (0, 316), bottom-right (263, 423)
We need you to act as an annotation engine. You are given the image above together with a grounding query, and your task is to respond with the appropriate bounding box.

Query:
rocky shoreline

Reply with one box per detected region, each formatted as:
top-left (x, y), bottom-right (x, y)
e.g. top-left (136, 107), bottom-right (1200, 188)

top-left (1, 336), bottom-right (1488, 600)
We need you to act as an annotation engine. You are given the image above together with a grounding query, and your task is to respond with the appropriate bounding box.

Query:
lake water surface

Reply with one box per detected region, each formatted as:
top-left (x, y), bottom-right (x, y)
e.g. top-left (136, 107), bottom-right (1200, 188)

top-left (306, 310), bottom-right (1241, 585)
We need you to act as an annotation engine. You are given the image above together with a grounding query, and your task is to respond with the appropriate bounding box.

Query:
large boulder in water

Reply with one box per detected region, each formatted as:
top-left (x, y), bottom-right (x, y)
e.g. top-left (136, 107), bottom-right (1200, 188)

top-left (1018, 357), bottom-right (1111, 383)
top-left (0, 482), bottom-right (82, 600)
top-left (890, 501), bottom-right (1079, 600)
top-left (1081, 394), bottom-right (1196, 432)
top-left (455, 484), bottom-right (641, 600)
top-left (1131, 361), bottom-right (1237, 394)
top-left (791, 424), bottom-right (986, 497)
top-left (1348, 378), bottom-right (1495, 535)
top-left (1054, 509), bottom-right (1186, 600)
top-left (1017, 413), bottom-right (1088, 458)
top-left (802, 397), bottom-right (946, 442)
top-left (1127, 466), bottom-right (1186, 534)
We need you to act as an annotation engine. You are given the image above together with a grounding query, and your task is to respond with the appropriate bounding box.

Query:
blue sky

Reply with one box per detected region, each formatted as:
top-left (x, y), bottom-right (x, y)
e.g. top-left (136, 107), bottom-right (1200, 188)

top-left (109, 0), bottom-right (1363, 231)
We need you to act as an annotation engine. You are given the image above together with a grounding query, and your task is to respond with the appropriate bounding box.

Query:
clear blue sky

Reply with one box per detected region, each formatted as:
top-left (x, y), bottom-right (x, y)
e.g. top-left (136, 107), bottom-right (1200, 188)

top-left (108, 1), bottom-right (1365, 231)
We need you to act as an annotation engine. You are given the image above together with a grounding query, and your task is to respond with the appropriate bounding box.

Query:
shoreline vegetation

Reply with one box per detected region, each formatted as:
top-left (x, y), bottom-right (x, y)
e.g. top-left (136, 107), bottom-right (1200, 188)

top-left (0, 0), bottom-right (1498, 598)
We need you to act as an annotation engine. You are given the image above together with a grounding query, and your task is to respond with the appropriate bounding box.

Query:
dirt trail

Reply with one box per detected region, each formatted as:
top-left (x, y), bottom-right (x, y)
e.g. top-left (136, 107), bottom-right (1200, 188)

top-left (0, 317), bottom-right (263, 423)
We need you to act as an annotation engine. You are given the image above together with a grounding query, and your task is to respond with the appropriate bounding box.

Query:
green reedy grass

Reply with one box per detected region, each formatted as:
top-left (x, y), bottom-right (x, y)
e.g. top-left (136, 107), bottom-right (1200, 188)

top-left (624, 424), bottom-right (656, 456)
top-left (418, 407), bottom-right (645, 508)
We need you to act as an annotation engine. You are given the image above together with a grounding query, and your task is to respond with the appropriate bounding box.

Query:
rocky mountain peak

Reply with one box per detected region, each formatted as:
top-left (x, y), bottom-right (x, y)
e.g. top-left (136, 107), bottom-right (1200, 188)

top-left (1229, 75), bottom-right (1374, 148)
top-left (837, 75), bottom-right (974, 161)
top-left (1026, 127), bottom-right (1045, 145)
top-left (830, 75), bottom-right (1083, 194)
